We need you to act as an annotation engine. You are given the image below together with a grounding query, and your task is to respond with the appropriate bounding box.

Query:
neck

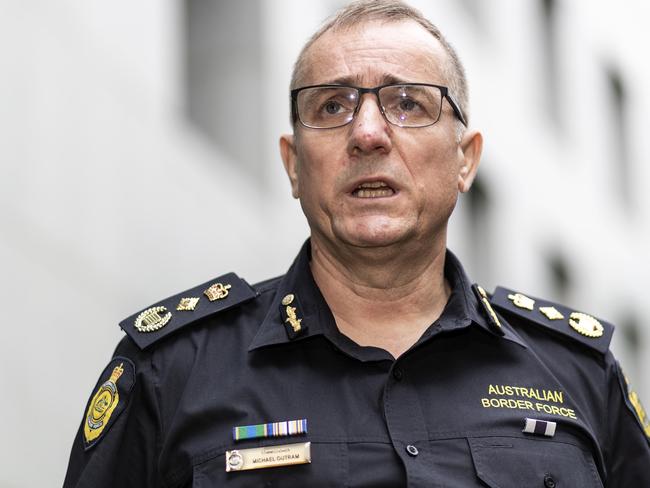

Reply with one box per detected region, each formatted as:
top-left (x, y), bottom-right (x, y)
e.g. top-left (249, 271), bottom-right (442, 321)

top-left (309, 233), bottom-right (451, 358)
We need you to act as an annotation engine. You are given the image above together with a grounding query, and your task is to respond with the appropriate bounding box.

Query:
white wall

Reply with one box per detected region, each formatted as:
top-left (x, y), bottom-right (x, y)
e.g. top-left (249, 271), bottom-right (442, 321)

top-left (0, 1), bottom-right (648, 486)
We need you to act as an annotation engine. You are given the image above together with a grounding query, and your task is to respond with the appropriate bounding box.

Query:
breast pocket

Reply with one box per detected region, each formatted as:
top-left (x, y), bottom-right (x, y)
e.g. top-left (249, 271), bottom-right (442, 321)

top-left (192, 441), bottom-right (348, 488)
top-left (468, 437), bottom-right (603, 488)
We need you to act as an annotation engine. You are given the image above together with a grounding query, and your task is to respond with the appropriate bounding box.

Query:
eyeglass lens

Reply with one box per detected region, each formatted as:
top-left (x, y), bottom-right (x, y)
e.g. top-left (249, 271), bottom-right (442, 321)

top-left (296, 85), bottom-right (443, 128)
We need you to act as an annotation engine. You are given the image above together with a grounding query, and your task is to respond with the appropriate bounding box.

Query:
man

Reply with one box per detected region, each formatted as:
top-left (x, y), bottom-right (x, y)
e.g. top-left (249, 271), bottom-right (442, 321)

top-left (64, 1), bottom-right (650, 486)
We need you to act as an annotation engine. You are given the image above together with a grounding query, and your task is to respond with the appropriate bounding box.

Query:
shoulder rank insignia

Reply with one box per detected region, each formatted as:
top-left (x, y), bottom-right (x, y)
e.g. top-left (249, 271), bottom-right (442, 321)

top-left (616, 362), bottom-right (650, 444)
top-left (83, 357), bottom-right (135, 449)
top-left (489, 286), bottom-right (614, 354)
top-left (507, 292), bottom-right (535, 311)
top-left (119, 272), bottom-right (257, 350)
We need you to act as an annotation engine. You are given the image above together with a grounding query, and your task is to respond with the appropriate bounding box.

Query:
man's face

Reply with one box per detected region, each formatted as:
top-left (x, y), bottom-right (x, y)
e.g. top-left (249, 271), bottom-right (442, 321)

top-left (281, 20), bottom-right (481, 251)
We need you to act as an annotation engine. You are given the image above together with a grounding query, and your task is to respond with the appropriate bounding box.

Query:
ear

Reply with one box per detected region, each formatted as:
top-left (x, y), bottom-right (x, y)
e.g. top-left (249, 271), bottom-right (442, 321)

top-left (457, 129), bottom-right (483, 193)
top-left (280, 134), bottom-right (300, 198)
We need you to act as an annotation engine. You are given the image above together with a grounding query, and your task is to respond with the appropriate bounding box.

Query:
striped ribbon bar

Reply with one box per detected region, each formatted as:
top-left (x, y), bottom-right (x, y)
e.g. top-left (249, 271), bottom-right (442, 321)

top-left (233, 419), bottom-right (308, 441)
top-left (522, 418), bottom-right (557, 437)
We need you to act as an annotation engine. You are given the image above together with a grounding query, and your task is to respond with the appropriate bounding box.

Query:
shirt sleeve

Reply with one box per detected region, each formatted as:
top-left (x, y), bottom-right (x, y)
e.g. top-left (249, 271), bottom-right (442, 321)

top-left (603, 355), bottom-right (650, 487)
top-left (62, 336), bottom-right (162, 488)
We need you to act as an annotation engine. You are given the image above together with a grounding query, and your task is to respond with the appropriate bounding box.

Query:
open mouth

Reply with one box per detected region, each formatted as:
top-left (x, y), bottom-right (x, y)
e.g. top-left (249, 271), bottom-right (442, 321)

top-left (351, 181), bottom-right (396, 198)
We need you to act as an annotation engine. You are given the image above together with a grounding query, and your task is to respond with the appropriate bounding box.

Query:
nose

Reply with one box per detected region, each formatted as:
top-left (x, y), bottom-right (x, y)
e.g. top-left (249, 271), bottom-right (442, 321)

top-left (346, 94), bottom-right (392, 156)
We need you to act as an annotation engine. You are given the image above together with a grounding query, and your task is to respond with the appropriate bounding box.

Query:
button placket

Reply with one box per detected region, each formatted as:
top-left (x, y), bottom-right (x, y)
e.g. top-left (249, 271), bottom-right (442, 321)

top-left (383, 358), bottom-right (431, 486)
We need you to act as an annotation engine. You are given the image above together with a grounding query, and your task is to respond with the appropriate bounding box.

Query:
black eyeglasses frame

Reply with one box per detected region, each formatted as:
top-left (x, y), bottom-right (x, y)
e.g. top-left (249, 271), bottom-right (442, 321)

top-left (290, 82), bottom-right (467, 129)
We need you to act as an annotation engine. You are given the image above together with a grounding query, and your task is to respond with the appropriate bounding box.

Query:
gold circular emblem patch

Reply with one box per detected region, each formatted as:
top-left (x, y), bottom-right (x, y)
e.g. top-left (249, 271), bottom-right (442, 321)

top-left (568, 312), bottom-right (604, 338)
top-left (281, 294), bottom-right (295, 306)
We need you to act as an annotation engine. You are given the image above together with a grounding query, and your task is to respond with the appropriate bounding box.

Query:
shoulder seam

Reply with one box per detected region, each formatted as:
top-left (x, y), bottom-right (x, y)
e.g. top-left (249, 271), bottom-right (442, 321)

top-left (253, 275), bottom-right (283, 294)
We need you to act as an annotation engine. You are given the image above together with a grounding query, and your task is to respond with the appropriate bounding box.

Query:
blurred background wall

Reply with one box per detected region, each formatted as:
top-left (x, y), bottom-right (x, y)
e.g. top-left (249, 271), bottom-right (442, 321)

top-left (1, 0), bottom-right (648, 486)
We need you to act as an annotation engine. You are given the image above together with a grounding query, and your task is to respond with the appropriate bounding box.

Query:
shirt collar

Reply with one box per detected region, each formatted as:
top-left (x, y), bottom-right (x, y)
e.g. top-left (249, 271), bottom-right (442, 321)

top-left (249, 240), bottom-right (329, 351)
top-left (248, 240), bottom-right (527, 352)
top-left (436, 250), bottom-right (527, 348)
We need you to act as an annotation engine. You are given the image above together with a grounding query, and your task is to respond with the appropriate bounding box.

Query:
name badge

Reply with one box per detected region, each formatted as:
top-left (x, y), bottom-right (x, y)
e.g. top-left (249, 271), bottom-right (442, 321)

top-left (225, 442), bottom-right (311, 472)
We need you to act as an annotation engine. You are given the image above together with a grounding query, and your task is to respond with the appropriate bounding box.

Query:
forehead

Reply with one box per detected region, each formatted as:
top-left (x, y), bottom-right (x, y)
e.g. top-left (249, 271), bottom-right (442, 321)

top-left (300, 19), bottom-right (450, 87)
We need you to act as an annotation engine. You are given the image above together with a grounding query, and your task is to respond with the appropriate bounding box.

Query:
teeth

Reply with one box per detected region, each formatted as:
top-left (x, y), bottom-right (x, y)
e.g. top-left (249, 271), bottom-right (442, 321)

top-left (355, 188), bottom-right (394, 198)
top-left (352, 180), bottom-right (395, 198)
top-left (357, 181), bottom-right (388, 189)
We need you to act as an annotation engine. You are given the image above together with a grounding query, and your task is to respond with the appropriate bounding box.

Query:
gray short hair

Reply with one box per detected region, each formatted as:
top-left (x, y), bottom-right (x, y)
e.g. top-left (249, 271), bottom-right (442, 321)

top-left (289, 0), bottom-right (469, 128)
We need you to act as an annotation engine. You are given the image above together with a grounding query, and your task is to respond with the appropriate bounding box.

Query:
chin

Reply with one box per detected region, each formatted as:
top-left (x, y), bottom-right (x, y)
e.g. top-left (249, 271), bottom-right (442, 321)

top-left (332, 218), bottom-right (415, 249)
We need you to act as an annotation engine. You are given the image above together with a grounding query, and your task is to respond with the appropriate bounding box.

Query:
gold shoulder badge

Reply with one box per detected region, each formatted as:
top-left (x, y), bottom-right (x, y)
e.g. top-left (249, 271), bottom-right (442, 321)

top-left (82, 358), bottom-right (136, 449)
top-left (629, 390), bottom-right (650, 439)
top-left (619, 364), bottom-right (650, 442)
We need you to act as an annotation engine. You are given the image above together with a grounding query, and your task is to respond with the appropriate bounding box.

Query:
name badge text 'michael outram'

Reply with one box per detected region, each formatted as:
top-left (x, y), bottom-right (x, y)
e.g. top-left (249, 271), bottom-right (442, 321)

top-left (226, 442), bottom-right (311, 472)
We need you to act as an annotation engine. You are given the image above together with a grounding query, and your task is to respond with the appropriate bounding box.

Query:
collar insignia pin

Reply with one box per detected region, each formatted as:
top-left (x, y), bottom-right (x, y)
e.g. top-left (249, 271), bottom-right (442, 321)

top-left (474, 284), bottom-right (503, 332)
top-left (279, 293), bottom-right (307, 338)
top-left (285, 306), bottom-right (302, 332)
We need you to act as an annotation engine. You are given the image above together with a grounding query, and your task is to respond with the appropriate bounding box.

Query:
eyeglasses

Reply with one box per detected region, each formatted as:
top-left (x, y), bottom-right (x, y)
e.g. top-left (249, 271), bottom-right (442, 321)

top-left (291, 83), bottom-right (467, 129)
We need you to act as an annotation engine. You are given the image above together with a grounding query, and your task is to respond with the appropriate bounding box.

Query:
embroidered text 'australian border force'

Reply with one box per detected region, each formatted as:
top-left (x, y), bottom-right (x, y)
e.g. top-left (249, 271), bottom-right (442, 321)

top-left (480, 384), bottom-right (577, 420)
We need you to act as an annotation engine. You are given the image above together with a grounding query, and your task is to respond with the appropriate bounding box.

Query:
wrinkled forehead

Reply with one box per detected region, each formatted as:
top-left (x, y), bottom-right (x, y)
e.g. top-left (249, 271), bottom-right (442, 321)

top-left (297, 19), bottom-right (451, 88)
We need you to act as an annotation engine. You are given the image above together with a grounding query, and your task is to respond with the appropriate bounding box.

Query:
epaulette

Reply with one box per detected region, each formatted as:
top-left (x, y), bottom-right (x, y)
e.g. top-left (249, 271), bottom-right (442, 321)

top-left (119, 272), bottom-right (258, 350)
top-left (490, 286), bottom-right (614, 354)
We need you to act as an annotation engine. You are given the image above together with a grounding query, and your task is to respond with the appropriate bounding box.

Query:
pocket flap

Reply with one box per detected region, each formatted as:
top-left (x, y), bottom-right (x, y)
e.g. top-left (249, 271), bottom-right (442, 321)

top-left (468, 437), bottom-right (603, 488)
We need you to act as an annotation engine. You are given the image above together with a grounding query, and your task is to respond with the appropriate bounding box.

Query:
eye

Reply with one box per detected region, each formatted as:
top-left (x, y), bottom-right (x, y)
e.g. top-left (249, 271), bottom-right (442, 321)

top-left (323, 100), bottom-right (342, 114)
top-left (398, 98), bottom-right (418, 112)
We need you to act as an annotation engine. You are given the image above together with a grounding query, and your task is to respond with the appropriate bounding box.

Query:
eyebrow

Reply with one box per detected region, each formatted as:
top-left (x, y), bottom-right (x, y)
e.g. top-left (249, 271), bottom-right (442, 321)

top-left (322, 73), bottom-right (410, 86)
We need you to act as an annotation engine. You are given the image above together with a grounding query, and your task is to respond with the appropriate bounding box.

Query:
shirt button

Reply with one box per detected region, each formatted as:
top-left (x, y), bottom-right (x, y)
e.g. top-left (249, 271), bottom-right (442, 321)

top-left (405, 445), bottom-right (419, 457)
top-left (392, 368), bottom-right (403, 381)
top-left (544, 475), bottom-right (557, 488)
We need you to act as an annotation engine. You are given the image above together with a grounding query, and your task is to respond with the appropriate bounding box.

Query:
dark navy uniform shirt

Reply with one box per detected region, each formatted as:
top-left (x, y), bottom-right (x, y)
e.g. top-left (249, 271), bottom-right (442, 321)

top-left (64, 241), bottom-right (650, 487)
